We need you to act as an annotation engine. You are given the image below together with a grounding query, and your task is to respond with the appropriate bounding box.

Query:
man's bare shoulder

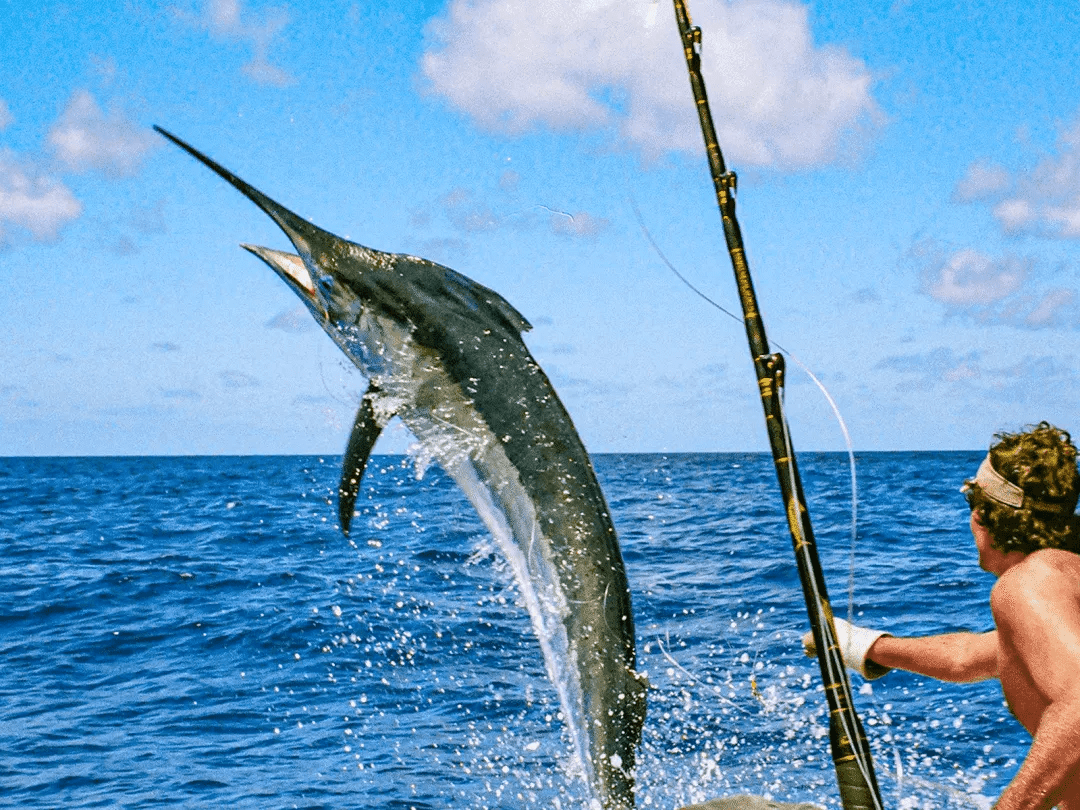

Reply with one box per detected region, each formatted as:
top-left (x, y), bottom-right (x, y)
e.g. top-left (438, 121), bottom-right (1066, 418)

top-left (1016, 549), bottom-right (1080, 580)
top-left (992, 550), bottom-right (1080, 616)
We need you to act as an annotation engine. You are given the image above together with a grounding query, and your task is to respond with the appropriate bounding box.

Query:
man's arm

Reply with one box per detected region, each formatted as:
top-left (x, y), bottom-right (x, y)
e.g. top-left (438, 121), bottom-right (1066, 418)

top-left (867, 631), bottom-right (997, 683)
top-left (991, 553), bottom-right (1080, 810)
top-left (802, 619), bottom-right (996, 682)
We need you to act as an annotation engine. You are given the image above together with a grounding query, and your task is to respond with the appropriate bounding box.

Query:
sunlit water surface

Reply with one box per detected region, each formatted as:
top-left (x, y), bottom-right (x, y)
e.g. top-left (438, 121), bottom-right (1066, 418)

top-left (0, 452), bottom-right (1024, 809)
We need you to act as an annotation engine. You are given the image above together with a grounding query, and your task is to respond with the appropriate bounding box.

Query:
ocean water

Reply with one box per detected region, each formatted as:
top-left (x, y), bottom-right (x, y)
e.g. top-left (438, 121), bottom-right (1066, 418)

top-left (0, 452), bottom-right (1026, 809)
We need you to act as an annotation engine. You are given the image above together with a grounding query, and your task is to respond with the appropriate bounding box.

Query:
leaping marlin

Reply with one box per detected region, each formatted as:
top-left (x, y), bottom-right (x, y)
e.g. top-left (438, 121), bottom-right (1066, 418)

top-left (156, 127), bottom-right (647, 809)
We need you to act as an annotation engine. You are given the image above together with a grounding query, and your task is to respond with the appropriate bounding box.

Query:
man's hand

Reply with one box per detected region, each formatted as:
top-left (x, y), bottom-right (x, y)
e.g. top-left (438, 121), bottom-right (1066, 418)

top-left (802, 616), bottom-right (892, 680)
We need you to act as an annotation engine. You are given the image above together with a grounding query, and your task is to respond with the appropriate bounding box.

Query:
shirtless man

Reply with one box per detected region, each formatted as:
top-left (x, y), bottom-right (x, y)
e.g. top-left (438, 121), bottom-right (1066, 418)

top-left (807, 422), bottom-right (1080, 810)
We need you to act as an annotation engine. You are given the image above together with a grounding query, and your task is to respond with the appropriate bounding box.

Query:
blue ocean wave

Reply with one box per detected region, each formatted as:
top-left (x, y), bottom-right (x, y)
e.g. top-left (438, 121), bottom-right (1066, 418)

top-left (0, 452), bottom-right (1021, 809)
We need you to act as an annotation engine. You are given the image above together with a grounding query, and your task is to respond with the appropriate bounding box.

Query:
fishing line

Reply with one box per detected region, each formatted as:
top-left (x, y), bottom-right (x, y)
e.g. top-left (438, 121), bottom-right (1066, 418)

top-left (462, 202), bottom-right (584, 231)
top-left (630, 196), bottom-right (861, 622)
top-left (777, 388), bottom-right (884, 810)
top-left (653, 636), bottom-right (751, 716)
top-left (633, 192), bottom-right (882, 807)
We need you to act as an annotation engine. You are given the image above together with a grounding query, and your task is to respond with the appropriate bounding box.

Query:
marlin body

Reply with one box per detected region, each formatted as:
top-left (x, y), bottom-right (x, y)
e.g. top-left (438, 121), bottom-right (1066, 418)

top-left (156, 128), bottom-right (646, 809)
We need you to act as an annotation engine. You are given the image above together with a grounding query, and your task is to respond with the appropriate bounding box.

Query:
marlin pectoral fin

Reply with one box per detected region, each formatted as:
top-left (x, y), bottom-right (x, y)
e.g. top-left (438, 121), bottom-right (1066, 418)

top-left (339, 384), bottom-right (388, 536)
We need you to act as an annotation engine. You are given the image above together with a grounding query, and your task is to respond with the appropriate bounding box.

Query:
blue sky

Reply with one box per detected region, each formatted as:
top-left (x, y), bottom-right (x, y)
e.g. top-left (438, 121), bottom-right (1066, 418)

top-left (3, 0), bottom-right (1080, 456)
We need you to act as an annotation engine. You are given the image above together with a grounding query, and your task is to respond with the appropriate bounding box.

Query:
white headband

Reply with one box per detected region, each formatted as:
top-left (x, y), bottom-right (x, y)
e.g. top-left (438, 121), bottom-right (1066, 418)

top-left (973, 455), bottom-right (1024, 508)
top-left (969, 454), bottom-right (1074, 514)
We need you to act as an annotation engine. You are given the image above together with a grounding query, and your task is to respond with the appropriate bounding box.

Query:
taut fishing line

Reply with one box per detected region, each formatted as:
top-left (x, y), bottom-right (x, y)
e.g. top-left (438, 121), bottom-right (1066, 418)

top-left (629, 195), bottom-right (861, 624)
top-left (665, 0), bottom-right (884, 801)
top-left (777, 396), bottom-right (884, 810)
top-left (632, 189), bottom-right (880, 798)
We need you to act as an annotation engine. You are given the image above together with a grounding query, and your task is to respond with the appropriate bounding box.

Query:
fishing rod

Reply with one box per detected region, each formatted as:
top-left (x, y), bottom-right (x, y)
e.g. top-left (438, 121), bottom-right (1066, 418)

top-left (670, 2), bottom-right (884, 809)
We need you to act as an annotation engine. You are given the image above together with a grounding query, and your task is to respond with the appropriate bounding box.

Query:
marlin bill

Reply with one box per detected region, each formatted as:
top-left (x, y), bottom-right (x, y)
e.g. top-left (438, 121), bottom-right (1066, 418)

top-left (156, 127), bottom-right (647, 810)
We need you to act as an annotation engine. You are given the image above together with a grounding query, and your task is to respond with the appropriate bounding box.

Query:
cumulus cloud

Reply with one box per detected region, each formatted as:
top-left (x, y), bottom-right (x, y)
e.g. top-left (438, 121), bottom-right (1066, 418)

top-left (922, 249), bottom-right (1026, 307)
top-left (1024, 288), bottom-right (1076, 328)
top-left (0, 150), bottom-right (82, 243)
top-left (952, 160), bottom-right (1009, 203)
top-left (992, 197), bottom-right (1036, 234)
top-left (920, 248), bottom-right (1078, 328)
top-left (422, 0), bottom-right (879, 168)
top-left (988, 113), bottom-right (1080, 238)
top-left (0, 91), bottom-right (161, 249)
top-left (179, 0), bottom-right (295, 87)
top-left (48, 90), bottom-right (157, 176)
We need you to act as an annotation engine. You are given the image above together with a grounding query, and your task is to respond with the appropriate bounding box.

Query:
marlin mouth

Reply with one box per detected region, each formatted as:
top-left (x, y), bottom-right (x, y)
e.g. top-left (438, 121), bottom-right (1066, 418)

top-left (241, 244), bottom-right (316, 296)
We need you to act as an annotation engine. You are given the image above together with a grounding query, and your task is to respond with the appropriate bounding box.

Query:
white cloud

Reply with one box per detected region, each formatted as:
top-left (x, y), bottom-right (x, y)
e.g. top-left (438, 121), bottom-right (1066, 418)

top-left (923, 248), bottom-right (1026, 306)
top-left (992, 355), bottom-right (1075, 389)
top-left (0, 91), bottom-right (162, 248)
top-left (421, 0), bottom-right (879, 168)
top-left (0, 99), bottom-right (12, 132)
top-left (1024, 288), bottom-right (1075, 328)
top-left (48, 90), bottom-right (156, 177)
top-left (0, 150), bottom-right (82, 243)
top-left (205, 0), bottom-right (243, 31)
top-left (180, 0), bottom-right (295, 87)
top-left (952, 160), bottom-right (1009, 203)
top-left (990, 112), bottom-right (1080, 238)
top-left (992, 198), bottom-right (1036, 234)
top-left (1044, 204), bottom-right (1080, 238)
top-left (919, 247), bottom-right (1079, 329)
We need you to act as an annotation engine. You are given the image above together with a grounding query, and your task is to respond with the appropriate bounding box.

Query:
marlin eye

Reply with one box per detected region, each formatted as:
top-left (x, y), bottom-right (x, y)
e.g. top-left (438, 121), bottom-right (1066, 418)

top-left (317, 276), bottom-right (334, 297)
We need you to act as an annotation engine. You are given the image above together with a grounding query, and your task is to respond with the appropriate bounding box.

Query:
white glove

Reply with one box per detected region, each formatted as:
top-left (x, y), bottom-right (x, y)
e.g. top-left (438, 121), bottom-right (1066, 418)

top-left (802, 616), bottom-right (892, 680)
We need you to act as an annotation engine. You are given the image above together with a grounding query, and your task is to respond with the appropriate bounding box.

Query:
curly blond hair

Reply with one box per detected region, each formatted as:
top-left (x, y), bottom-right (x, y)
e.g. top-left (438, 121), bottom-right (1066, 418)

top-left (964, 422), bottom-right (1080, 554)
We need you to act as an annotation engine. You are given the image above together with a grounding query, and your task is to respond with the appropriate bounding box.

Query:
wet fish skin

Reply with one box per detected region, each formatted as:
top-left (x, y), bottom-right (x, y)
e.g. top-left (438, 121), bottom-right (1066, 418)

top-left (156, 127), bottom-right (646, 809)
